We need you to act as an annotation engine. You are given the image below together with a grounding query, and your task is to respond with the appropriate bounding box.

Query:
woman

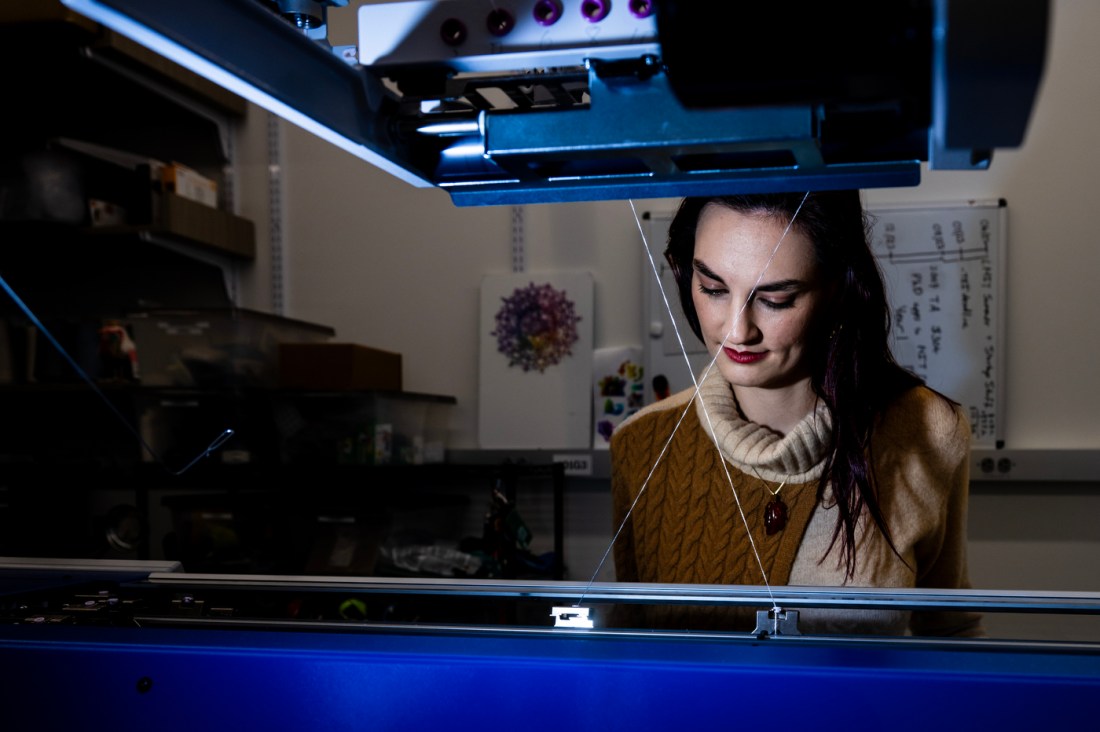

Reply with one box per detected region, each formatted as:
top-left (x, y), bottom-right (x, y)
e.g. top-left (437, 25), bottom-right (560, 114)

top-left (610, 191), bottom-right (981, 636)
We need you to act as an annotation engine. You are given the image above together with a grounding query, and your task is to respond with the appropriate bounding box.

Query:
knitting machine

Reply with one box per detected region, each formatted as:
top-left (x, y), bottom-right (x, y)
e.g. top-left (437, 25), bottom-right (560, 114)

top-left (57, 0), bottom-right (1049, 205)
top-left (9, 3), bottom-right (1082, 727)
top-left (2, 558), bottom-right (1100, 729)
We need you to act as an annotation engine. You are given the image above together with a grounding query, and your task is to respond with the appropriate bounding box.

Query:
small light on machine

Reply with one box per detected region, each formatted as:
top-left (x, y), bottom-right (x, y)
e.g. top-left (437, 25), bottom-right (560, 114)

top-left (551, 606), bottom-right (594, 629)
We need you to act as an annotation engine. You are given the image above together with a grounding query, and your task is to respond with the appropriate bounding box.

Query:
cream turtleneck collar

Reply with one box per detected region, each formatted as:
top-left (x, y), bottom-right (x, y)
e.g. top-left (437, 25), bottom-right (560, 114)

top-left (694, 369), bottom-right (833, 484)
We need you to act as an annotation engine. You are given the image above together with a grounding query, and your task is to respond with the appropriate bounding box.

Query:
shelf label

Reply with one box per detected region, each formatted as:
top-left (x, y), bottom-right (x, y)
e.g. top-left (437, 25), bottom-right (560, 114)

top-left (552, 453), bottom-right (592, 476)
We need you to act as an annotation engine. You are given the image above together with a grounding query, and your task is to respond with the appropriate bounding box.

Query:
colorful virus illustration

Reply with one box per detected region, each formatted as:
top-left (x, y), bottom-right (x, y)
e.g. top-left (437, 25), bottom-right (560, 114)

top-left (491, 281), bottom-right (581, 373)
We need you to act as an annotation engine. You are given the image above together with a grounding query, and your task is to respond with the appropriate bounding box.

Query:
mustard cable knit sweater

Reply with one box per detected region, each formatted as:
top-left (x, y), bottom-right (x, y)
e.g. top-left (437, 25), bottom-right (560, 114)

top-left (609, 368), bottom-right (983, 636)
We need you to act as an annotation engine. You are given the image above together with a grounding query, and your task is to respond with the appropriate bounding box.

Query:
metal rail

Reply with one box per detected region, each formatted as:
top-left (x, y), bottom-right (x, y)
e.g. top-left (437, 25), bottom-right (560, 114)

top-left (144, 573), bottom-right (1100, 615)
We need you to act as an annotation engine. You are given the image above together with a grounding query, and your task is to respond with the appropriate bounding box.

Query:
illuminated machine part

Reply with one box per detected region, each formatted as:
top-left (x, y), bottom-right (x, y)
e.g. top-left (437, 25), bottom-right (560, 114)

top-left (59, 0), bottom-right (1049, 206)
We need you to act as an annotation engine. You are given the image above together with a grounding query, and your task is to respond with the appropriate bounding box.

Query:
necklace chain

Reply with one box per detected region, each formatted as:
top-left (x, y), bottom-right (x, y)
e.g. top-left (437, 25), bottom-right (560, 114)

top-left (752, 464), bottom-right (787, 493)
top-left (750, 466), bottom-right (786, 496)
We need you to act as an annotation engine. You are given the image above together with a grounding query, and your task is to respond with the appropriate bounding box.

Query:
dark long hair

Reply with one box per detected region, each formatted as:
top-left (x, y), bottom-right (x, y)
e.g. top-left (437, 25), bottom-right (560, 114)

top-left (665, 191), bottom-right (924, 577)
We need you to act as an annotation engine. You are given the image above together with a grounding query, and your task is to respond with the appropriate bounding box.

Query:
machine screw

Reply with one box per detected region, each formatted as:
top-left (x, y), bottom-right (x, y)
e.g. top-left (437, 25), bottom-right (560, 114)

top-left (487, 8), bottom-right (515, 37)
top-left (581, 0), bottom-right (611, 23)
top-left (533, 0), bottom-right (563, 26)
top-left (440, 18), bottom-right (467, 46)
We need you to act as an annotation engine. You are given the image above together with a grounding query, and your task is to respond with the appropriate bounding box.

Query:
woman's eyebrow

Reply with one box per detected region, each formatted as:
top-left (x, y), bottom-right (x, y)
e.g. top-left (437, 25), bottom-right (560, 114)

top-left (755, 279), bottom-right (805, 293)
top-left (694, 258), bottom-right (806, 293)
top-left (692, 258), bottom-right (724, 282)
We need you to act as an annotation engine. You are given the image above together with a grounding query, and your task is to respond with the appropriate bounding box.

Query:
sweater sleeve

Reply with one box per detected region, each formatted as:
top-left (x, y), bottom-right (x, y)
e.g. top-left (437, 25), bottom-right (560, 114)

top-left (905, 396), bottom-right (985, 637)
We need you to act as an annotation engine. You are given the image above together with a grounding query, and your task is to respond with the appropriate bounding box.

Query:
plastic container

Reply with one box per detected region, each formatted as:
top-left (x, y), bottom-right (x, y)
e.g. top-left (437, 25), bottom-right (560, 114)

top-left (276, 390), bottom-right (456, 465)
top-left (127, 308), bottom-right (335, 388)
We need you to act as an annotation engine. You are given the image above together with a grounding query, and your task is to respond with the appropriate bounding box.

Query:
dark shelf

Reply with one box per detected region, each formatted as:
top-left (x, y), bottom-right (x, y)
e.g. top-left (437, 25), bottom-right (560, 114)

top-left (0, 223), bottom-right (234, 322)
top-left (0, 460), bottom-right (565, 581)
top-left (0, 6), bottom-right (244, 173)
top-left (1, 6), bottom-right (256, 263)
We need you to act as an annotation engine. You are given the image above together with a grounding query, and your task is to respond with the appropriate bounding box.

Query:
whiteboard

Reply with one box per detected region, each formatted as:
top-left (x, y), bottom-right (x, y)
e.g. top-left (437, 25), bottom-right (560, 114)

top-left (641, 199), bottom-right (1007, 449)
top-left (868, 200), bottom-right (1006, 448)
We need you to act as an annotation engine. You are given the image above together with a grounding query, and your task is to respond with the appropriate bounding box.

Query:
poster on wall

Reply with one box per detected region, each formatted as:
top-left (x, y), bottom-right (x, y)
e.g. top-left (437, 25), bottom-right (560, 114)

top-left (592, 346), bottom-right (645, 450)
top-left (478, 272), bottom-right (594, 449)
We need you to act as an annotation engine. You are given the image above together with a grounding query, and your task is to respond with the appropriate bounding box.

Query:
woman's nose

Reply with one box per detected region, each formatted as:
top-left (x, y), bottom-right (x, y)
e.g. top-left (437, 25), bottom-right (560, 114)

top-left (724, 298), bottom-right (756, 344)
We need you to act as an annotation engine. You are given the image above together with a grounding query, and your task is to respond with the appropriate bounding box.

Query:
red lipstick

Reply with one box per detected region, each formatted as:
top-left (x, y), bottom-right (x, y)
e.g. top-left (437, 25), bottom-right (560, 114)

top-left (723, 347), bottom-right (767, 364)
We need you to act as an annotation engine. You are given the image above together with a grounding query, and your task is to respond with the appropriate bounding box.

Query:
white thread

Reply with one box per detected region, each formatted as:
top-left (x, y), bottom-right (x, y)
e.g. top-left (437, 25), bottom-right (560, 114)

top-left (579, 193), bottom-right (810, 616)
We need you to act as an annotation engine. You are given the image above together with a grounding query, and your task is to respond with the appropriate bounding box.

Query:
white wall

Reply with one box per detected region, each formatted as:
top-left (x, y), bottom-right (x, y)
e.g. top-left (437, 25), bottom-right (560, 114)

top-left (238, 0), bottom-right (1100, 452)
top-left (864, 0), bottom-right (1100, 450)
top-left (231, 1), bottom-right (1100, 623)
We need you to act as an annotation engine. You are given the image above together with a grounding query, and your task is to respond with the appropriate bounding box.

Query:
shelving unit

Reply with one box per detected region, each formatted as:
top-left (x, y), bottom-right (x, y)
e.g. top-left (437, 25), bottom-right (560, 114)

top-left (0, 450), bottom-right (564, 581)
top-left (1, 3), bottom-right (254, 265)
top-left (0, 4), bottom-right (264, 464)
top-left (0, 6), bottom-right (557, 582)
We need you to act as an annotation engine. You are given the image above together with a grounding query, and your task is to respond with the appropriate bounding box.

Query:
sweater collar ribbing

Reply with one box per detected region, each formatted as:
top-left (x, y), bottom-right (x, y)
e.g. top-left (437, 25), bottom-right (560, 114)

top-left (694, 368), bottom-right (832, 484)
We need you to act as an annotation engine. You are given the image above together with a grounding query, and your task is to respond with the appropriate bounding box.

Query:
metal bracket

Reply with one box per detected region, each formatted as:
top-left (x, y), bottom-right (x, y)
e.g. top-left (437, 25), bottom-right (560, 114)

top-left (753, 607), bottom-right (801, 638)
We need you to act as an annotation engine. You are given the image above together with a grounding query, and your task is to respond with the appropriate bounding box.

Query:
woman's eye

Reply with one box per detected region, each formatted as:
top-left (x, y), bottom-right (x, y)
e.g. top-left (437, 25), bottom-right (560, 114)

top-left (697, 283), bottom-right (726, 297)
top-left (757, 297), bottom-right (795, 310)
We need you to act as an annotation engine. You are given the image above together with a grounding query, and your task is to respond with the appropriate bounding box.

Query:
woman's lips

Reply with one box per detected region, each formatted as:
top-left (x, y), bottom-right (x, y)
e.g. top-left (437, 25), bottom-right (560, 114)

top-left (723, 347), bottom-right (767, 364)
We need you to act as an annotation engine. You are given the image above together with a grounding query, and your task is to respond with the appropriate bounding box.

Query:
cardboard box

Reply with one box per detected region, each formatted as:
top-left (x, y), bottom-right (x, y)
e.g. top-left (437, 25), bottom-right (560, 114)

top-left (278, 343), bottom-right (403, 392)
top-left (151, 191), bottom-right (256, 259)
top-left (162, 161), bottom-right (218, 208)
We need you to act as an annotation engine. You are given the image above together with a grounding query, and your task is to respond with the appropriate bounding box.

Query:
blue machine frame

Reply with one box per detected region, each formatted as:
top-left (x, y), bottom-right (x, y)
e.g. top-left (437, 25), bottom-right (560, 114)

top-left (4, 620), bottom-right (1100, 730)
top-left (2, 565), bottom-right (1100, 730)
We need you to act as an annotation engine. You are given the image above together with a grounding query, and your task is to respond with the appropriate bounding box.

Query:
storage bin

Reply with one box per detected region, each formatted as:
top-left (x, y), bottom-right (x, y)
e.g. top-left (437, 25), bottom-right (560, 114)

top-left (127, 308), bottom-right (335, 388)
top-left (275, 391), bottom-right (456, 465)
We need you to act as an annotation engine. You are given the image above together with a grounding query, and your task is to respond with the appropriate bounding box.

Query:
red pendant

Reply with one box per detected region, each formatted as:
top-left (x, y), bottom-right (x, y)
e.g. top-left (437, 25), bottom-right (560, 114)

top-left (764, 498), bottom-right (788, 535)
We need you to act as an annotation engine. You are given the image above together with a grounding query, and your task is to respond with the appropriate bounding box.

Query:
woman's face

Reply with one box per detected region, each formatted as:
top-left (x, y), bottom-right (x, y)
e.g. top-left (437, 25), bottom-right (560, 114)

top-left (691, 203), bottom-right (830, 394)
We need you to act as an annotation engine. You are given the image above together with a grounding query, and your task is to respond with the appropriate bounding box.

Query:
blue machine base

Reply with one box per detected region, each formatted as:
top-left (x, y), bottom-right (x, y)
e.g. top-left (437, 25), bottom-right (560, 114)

top-left (2, 621), bottom-right (1098, 730)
